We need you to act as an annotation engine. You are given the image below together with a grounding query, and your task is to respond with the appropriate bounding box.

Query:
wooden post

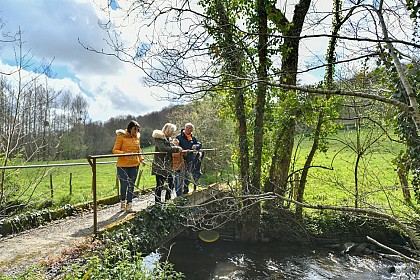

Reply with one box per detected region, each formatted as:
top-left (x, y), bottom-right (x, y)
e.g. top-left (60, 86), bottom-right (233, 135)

top-left (69, 173), bottom-right (73, 196)
top-left (50, 174), bottom-right (53, 199)
top-left (92, 158), bottom-right (98, 235)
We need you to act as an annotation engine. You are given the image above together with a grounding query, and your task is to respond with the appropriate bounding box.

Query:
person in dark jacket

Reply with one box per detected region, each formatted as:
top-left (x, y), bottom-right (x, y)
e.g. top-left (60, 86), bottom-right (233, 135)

top-left (152, 123), bottom-right (182, 202)
top-left (176, 123), bottom-right (203, 194)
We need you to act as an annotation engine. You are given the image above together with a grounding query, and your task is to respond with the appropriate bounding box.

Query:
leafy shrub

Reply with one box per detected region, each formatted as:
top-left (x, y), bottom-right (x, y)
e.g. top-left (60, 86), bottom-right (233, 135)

top-left (50, 200), bottom-right (191, 279)
top-left (61, 253), bottom-right (184, 280)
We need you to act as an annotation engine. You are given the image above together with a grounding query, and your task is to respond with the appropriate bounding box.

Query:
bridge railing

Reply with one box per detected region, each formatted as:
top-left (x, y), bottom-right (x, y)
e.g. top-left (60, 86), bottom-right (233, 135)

top-left (0, 149), bottom-right (216, 236)
top-left (87, 148), bottom-right (216, 235)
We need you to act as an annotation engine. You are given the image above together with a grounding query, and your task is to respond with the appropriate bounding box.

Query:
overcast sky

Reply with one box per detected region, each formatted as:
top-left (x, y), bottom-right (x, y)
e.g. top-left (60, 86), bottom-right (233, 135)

top-left (0, 0), bottom-right (333, 122)
top-left (0, 0), bottom-right (173, 122)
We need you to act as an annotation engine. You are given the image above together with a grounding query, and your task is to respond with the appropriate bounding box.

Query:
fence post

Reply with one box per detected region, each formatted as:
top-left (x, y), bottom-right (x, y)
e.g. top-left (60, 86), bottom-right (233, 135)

top-left (50, 174), bottom-right (53, 199)
top-left (69, 173), bottom-right (73, 196)
top-left (92, 158), bottom-right (98, 235)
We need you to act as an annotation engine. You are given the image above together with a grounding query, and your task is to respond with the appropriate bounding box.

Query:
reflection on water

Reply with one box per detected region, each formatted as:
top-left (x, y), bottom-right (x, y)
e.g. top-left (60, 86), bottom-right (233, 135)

top-left (154, 238), bottom-right (419, 279)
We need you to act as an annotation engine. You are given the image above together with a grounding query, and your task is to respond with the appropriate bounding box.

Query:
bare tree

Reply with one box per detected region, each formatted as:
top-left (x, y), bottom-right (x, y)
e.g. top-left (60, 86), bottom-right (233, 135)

top-left (0, 28), bottom-right (78, 214)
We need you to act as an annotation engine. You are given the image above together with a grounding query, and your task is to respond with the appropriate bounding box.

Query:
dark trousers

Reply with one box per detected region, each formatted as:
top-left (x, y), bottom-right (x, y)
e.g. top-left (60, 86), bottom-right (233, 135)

top-left (183, 153), bottom-right (204, 193)
top-left (117, 166), bottom-right (138, 203)
top-left (155, 174), bottom-right (174, 202)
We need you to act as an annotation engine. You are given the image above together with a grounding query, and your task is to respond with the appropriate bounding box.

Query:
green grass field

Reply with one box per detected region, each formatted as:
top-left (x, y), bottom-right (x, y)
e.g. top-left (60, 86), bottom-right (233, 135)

top-left (9, 147), bottom-right (157, 208)
top-left (5, 129), bottom-right (413, 214)
top-left (9, 146), bottom-right (218, 209)
top-left (293, 129), bottom-right (409, 212)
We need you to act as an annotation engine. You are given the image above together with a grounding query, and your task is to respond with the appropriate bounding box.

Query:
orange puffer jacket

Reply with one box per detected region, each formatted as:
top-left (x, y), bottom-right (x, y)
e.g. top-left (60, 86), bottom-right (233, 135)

top-left (172, 151), bottom-right (186, 170)
top-left (112, 129), bottom-right (144, 167)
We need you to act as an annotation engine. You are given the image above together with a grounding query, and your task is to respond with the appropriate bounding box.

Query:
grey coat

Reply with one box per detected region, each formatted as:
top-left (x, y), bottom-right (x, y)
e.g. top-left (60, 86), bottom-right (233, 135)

top-left (151, 130), bottom-right (180, 178)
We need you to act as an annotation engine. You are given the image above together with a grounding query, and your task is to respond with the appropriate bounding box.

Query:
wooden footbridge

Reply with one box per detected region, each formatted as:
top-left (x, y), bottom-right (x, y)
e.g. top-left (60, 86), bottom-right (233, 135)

top-left (87, 149), bottom-right (216, 235)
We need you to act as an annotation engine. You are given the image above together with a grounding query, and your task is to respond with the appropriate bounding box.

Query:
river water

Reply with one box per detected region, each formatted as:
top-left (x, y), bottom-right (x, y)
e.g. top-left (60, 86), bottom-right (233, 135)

top-left (150, 238), bottom-right (419, 279)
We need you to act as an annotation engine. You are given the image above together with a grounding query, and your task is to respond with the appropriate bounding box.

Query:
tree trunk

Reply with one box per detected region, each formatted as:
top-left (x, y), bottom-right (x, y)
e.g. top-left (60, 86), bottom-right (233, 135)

top-left (267, 0), bottom-right (311, 202)
top-left (239, 0), bottom-right (269, 242)
top-left (397, 167), bottom-right (411, 203)
top-left (295, 112), bottom-right (323, 218)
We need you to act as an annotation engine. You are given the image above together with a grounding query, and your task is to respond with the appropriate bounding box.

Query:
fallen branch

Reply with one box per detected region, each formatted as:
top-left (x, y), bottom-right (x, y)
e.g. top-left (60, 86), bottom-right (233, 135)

top-left (367, 236), bottom-right (420, 264)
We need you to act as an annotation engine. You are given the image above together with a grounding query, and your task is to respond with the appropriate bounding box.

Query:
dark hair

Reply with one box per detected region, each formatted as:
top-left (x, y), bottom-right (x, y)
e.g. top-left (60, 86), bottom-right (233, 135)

top-left (127, 120), bottom-right (140, 131)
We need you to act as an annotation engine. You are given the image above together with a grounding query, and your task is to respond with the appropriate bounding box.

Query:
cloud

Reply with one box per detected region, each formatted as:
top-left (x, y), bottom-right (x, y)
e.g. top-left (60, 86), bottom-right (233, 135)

top-left (0, 0), bottom-right (348, 122)
top-left (0, 0), bottom-right (119, 75)
top-left (0, 0), bottom-right (171, 122)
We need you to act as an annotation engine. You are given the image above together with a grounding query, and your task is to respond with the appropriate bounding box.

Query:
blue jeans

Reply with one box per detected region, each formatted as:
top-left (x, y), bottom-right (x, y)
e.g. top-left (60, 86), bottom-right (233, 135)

top-left (117, 166), bottom-right (138, 203)
top-left (174, 170), bottom-right (182, 196)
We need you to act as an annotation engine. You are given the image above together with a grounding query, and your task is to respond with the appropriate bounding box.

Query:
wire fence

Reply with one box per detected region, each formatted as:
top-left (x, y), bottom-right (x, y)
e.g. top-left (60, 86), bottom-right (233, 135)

top-left (1, 149), bottom-right (217, 234)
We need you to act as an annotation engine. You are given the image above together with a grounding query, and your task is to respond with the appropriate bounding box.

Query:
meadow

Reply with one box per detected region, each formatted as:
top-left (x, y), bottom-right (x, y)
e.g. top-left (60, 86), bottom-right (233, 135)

top-left (13, 146), bottom-right (218, 209)
top-left (9, 128), bottom-right (409, 212)
top-left (14, 146), bottom-right (157, 208)
top-left (294, 128), bottom-right (409, 212)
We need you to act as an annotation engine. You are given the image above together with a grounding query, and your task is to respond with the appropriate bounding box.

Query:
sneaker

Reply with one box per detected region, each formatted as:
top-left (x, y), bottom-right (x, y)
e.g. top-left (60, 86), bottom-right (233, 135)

top-left (120, 201), bottom-right (126, 211)
top-left (125, 203), bottom-right (134, 213)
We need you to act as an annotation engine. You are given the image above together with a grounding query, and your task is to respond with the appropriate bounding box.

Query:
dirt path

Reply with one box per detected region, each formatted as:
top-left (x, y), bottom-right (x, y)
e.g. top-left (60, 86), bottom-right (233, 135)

top-left (0, 194), bottom-right (155, 276)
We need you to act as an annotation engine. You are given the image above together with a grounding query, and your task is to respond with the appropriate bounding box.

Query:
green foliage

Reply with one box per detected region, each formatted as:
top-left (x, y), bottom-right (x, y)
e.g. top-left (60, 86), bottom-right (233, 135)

top-left (55, 201), bottom-right (190, 279)
top-left (373, 43), bottom-right (419, 200)
top-left (0, 267), bottom-right (47, 280)
top-left (61, 253), bottom-right (183, 280)
top-left (103, 200), bottom-right (192, 255)
top-left (406, 0), bottom-right (420, 38)
top-left (58, 125), bottom-right (89, 160)
top-left (386, 62), bottom-right (420, 199)
top-left (407, 0), bottom-right (420, 17)
top-left (168, 98), bottom-right (235, 179)
top-left (304, 211), bottom-right (401, 241)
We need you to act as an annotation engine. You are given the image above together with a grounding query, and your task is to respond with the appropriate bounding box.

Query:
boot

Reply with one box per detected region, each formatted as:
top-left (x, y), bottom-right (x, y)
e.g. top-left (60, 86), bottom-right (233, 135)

top-left (120, 201), bottom-right (126, 211)
top-left (125, 202), bottom-right (134, 213)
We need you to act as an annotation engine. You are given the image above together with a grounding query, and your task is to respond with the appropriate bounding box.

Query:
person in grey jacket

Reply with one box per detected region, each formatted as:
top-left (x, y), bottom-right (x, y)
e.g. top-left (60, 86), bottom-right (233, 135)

top-left (152, 123), bottom-right (182, 202)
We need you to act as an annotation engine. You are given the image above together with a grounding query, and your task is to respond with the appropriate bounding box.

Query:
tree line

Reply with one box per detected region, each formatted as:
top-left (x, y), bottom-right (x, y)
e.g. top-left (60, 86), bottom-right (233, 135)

top-left (0, 69), bottom-right (180, 162)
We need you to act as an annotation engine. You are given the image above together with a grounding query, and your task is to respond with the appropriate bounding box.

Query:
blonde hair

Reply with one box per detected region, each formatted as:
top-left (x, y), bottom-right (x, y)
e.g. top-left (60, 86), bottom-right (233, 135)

top-left (162, 123), bottom-right (177, 137)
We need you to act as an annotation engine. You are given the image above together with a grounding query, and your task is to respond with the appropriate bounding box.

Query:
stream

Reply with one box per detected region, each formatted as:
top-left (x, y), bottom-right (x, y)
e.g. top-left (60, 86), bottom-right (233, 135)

top-left (147, 238), bottom-right (419, 279)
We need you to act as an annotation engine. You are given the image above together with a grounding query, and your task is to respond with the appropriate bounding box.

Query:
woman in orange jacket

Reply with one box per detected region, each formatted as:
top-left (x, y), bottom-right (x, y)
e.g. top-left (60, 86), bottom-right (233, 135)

top-left (112, 120), bottom-right (145, 212)
top-left (172, 138), bottom-right (186, 197)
